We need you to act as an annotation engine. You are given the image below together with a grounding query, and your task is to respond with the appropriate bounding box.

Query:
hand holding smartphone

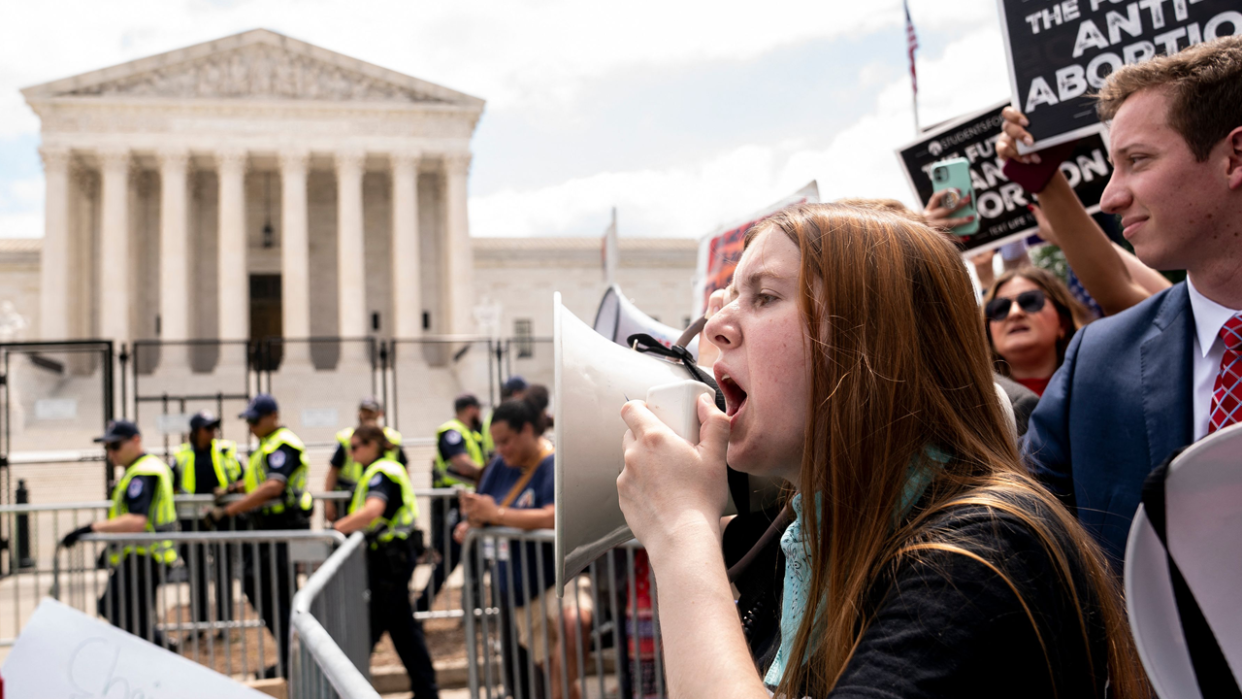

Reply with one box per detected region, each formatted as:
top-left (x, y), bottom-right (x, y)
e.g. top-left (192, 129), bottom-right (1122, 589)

top-left (930, 158), bottom-right (980, 236)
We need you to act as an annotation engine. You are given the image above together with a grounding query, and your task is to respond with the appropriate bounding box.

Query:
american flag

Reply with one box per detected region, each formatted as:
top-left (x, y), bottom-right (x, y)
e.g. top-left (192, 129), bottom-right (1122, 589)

top-left (905, 0), bottom-right (919, 95)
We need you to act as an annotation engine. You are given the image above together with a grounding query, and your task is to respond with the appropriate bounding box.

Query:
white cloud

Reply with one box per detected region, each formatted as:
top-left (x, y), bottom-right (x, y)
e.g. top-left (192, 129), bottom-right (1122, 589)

top-left (0, 213), bottom-right (42, 238)
top-left (0, 0), bottom-right (1009, 239)
top-left (471, 144), bottom-right (798, 239)
top-left (0, 0), bottom-right (998, 137)
top-left (469, 25), bottom-right (1014, 238)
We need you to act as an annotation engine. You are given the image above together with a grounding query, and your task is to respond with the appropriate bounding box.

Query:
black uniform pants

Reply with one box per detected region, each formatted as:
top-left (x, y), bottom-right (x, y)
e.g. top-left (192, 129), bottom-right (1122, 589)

top-left (98, 554), bottom-right (170, 648)
top-left (369, 541), bottom-right (439, 699)
top-left (178, 518), bottom-right (235, 626)
top-left (416, 495), bottom-right (463, 612)
top-left (243, 512), bottom-right (307, 676)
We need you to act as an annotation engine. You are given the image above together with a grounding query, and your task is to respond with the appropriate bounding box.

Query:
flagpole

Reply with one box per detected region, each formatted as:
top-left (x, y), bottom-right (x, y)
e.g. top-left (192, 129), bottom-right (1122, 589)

top-left (905, 0), bottom-right (920, 135)
top-left (913, 90), bottom-right (920, 135)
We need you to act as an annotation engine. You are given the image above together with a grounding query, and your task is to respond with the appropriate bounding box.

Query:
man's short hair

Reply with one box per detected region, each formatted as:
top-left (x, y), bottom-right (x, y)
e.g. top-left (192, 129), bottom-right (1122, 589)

top-left (454, 393), bottom-right (481, 413)
top-left (1097, 36), bottom-right (1242, 161)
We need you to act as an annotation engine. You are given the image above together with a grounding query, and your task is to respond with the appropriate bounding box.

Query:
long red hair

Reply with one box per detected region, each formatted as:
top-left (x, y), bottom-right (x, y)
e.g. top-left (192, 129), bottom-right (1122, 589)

top-left (750, 204), bottom-right (1146, 697)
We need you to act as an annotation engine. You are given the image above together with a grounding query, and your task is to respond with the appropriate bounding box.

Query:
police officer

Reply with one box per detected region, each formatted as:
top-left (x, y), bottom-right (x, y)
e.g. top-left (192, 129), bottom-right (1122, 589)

top-left (415, 393), bottom-right (486, 613)
top-left (323, 397), bottom-right (407, 522)
top-left (61, 420), bottom-right (178, 647)
top-left (207, 393), bottom-right (312, 677)
top-left (172, 410), bottom-right (242, 633)
top-left (334, 424), bottom-right (439, 699)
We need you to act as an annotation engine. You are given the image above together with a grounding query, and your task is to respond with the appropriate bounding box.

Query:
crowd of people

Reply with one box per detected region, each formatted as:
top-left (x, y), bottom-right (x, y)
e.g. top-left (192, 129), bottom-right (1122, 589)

top-left (52, 33), bottom-right (1240, 699)
top-left (615, 35), bottom-right (1241, 698)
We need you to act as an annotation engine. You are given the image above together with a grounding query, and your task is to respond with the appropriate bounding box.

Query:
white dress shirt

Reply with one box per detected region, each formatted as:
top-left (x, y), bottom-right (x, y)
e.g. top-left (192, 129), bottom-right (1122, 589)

top-left (1186, 277), bottom-right (1242, 441)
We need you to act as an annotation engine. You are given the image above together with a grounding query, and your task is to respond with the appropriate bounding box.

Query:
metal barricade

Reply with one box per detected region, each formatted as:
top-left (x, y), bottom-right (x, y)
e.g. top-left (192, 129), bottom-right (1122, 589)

top-left (464, 527), bottom-right (664, 699)
top-left (43, 527), bottom-right (344, 682)
top-left (289, 531), bottom-right (379, 699)
top-left (0, 499), bottom-right (109, 645)
top-left (412, 488), bottom-right (470, 622)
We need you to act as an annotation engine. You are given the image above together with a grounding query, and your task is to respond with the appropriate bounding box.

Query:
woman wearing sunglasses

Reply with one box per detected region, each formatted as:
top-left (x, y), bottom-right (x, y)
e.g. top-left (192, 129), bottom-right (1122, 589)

top-left (333, 424), bottom-right (440, 699)
top-left (983, 268), bottom-right (1092, 397)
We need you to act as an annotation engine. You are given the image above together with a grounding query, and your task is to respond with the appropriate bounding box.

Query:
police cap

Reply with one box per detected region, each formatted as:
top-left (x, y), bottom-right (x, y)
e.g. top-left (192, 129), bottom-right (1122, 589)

top-left (94, 419), bottom-right (140, 444)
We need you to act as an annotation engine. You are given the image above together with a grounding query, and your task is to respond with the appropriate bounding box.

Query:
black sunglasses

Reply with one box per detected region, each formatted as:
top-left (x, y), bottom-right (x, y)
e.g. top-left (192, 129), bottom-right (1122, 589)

top-left (985, 289), bottom-right (1047, 322)
top-left (105, 441), bottom-right (125, 451)
top-left (349, 442), bottom-right (369, 452)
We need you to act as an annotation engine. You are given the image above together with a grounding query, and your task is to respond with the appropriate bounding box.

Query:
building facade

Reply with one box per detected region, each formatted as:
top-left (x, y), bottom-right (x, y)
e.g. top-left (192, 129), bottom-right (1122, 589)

top-left (21, 29), bottom-right (485, 369)
top-left (1, 29), bottom-right (698, 454)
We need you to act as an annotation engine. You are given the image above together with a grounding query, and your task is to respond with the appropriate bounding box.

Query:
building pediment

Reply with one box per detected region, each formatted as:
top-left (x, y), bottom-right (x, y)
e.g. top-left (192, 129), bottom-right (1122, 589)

top-left (22, 28), bottom-right (484, 109)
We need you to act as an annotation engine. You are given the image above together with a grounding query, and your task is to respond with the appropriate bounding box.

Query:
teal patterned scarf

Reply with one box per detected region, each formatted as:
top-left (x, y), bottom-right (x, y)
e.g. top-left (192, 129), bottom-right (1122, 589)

top-left (763, 446), bottom-right (950, 688)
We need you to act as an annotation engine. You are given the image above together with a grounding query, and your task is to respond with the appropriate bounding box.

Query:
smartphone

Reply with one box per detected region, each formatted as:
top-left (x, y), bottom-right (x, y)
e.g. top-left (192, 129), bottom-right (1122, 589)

top-left (930, 158), bottom-right (980, 236)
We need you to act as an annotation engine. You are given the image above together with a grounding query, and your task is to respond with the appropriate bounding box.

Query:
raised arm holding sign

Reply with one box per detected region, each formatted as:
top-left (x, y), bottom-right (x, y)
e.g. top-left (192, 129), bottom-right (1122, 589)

top-left (997, 0), bottom-right (1241, 150)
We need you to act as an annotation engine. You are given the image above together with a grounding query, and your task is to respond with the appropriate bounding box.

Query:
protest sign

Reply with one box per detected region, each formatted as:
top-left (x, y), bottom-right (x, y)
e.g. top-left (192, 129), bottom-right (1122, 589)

top-left (2, 598), bottom-right (269, 698)
top-left (997, 0), bottom-right (1241, 150)
top-left (896, 100), bottom-right (1113, 253)
top-left (691, 181), bottom-right (819, 316)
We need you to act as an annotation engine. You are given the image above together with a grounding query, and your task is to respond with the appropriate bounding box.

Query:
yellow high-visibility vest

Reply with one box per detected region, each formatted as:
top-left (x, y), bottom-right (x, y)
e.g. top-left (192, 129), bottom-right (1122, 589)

top-left (433, 419), bottom-right (483, 488)
top-left (107, 454), bottom-right (178, 565)
top-left (173, 439), bottom-right (241, 494)
top-left (348, 458), bottom-right (418, 548)
top-left (242, 427), bottom-right (313, 516)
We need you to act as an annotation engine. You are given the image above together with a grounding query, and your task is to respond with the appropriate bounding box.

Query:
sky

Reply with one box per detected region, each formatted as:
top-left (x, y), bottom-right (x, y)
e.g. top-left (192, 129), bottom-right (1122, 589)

top-left (0, 0), bottom-right (1016, 240)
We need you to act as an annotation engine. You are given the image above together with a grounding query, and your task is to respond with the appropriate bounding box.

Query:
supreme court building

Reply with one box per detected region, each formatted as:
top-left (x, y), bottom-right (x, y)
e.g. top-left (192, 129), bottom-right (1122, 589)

top-left (4, 29), bottom-right (697, 375)
top-left (21, 29), bottom-right (486, 370)
top-left (0, 28), bottom-right (696, 470)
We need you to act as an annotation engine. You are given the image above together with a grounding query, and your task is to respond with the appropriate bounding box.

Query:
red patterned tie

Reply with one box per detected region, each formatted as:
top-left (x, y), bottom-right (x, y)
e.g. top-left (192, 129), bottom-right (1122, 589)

top-left (1209, 314), bottom-right (1242, 434)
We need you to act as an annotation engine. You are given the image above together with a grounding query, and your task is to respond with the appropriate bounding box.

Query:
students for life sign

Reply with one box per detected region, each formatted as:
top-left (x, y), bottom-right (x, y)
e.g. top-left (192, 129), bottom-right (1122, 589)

top-left (997, 0), bottom-right (1242, 150)
top-left (896, 100), bottom-right (1114, 253)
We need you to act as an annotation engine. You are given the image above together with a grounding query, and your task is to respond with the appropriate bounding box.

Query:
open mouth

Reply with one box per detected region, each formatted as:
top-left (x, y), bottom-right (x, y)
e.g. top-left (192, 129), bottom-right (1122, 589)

top-left (718, 372), bottom-right (748, 417)
top-left (1007, 324), bottom-right (1030, 335)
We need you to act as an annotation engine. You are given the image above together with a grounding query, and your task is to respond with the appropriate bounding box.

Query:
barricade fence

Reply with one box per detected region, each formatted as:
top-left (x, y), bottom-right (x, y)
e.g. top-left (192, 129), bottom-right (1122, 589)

top-left (0, 490), bottom-right (467, 670)
top-left (465, 527), bottom-right (665, 699)
top-left (290, 531), bottom-right (380, 699)
top-left (0, 491), bottom-right (669, 698)
top-left (120, 335), bottom-right (518, 452)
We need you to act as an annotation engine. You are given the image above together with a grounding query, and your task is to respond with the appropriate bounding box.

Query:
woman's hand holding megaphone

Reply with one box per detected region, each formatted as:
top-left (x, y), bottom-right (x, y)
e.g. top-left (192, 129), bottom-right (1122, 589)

top-left (619, 392), bottom-right (731, 559)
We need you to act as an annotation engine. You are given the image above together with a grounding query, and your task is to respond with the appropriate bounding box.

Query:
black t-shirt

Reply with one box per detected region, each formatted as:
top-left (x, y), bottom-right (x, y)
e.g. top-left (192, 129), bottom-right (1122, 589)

top-left (437, 429), bottom-right (468, 462)
top-left (191, 447), bottom-right (219, 494)
top-left (821, 504), bottom-right (1109, 698)
top-left (359, 471), bottom-right (403, 521)
top-left (123, 473), bottom-right (160, 519)
top-left (264, 444), bottom-right (303, 482)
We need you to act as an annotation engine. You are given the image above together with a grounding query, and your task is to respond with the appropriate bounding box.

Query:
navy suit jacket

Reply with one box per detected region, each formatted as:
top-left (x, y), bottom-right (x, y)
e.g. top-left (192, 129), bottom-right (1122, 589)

top-left (1022, 282), bottom-right (1194, 563)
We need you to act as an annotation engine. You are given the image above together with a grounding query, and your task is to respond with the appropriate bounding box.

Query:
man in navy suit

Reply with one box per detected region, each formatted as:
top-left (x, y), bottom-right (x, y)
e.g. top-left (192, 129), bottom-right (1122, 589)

top-left (1017, 36), bottom-right (1242, 564)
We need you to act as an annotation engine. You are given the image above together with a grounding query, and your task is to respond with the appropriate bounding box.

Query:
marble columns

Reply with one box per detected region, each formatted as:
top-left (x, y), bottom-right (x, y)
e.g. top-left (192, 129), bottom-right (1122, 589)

top-left (280, 150), bottom-right (312, 368)
top-left (391, 151), bottom-right (422, 338)
top-left (157, 149), bottom-right (190, 369)
top-left (98, 148), bottom-right (131, 344)
top-left (39, 147), bottom-right (72, 341)
top-left (335, 150), bottom-right (368, 363)
top-left (216, 149), bottom-right (249, 366)
top-left (444, 154), bottom-right (473, 335)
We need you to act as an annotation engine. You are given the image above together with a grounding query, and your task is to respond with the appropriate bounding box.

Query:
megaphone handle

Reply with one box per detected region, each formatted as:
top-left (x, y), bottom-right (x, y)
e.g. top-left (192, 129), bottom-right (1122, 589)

top-left (675, 316), bottom-right (707, 349)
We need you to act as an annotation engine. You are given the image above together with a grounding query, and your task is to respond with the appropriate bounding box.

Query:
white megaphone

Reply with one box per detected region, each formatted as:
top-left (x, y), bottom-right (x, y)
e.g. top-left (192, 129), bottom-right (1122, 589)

top-left (1125, 422), bottom-right (1242, 698)
top-left (554, 292), bottom-right (716, 593)
top-left (594, 285), bottom-right (700, 359)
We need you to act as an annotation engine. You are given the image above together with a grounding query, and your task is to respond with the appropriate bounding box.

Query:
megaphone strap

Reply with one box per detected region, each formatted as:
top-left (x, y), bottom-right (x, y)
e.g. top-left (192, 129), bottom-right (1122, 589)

top-left (627, 332), bottom-right (752, 517)
top-left (1141, 452), bottom-right (1242, 697)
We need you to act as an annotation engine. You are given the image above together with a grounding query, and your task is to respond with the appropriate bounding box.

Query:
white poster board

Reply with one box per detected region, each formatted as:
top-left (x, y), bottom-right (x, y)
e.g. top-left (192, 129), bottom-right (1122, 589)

top-left (1, 598), bottom-right (269, 698)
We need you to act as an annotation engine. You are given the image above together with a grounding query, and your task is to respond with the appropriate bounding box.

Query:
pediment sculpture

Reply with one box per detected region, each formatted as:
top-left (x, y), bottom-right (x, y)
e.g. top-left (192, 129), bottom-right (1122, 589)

top-left (64, 43), bottom-right (442, 103)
